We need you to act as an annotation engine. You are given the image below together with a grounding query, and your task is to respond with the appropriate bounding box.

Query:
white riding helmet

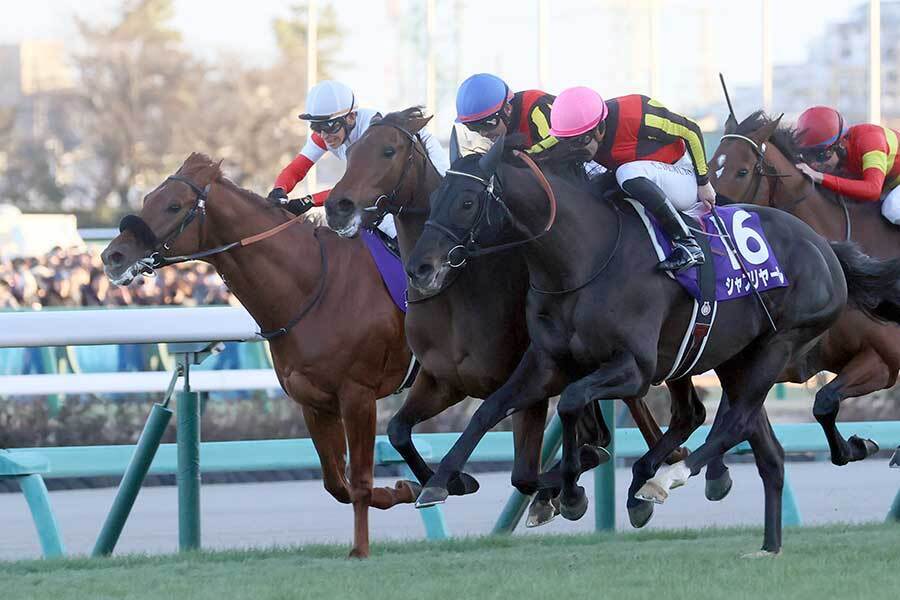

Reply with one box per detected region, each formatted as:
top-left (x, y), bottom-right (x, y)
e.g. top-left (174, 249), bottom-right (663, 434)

top-left (298, 80), bottom-right (357, 121)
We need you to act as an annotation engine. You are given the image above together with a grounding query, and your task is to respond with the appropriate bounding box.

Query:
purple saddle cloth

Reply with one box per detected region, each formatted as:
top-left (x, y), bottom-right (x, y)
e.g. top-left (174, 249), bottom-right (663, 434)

top-left (361, 230), bottom-right (407, 313)
top-left (639, 204), bottom-right (789, 301)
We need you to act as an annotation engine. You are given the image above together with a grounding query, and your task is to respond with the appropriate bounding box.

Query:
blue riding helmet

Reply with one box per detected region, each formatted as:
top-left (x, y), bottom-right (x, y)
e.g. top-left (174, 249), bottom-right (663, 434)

top-left (456, 73), bottom-right (513, 123)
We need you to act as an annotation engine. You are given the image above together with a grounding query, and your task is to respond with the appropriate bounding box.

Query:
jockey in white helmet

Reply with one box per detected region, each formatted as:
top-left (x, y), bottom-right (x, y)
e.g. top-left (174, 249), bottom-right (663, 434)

top-left (267, 80), bottom-right (449, 240)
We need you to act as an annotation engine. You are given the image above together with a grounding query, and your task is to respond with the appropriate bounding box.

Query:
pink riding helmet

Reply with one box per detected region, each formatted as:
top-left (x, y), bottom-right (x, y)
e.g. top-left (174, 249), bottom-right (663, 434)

top-left (549, 86), bottom-right (609, 138)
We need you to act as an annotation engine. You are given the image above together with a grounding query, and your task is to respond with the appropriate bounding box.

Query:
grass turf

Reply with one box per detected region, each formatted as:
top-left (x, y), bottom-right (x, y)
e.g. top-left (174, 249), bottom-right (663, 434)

top-left (4, 523), bottom-right (900, 600)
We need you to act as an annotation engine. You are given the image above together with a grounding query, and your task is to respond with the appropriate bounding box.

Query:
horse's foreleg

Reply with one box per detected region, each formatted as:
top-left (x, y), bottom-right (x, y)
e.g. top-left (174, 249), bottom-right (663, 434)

top-left (626, 377), bottom-right (706, 528)
top-left (387, 371), bottom-right (474, 494)
top-left (813, 347), bottom-right (886, 465)
top-left (556, 354), bottom-right (646, 521)
top-left (416, 345), bottom-right (564, 508)
top-left (339, 386), bottom-right (380, 559)
top-left (623, 395), bottom-right (690, 464)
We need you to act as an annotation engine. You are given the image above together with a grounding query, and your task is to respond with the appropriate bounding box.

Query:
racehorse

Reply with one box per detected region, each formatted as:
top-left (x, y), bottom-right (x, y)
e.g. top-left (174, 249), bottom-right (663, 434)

top-left (324, 108), bottom-right (686, 527)
top-left (405, 135), bottom-right (900, 554)
top-left (101, 153), bottom-right (418, 558)
top-left (710, 111), bottom-right (900, 468)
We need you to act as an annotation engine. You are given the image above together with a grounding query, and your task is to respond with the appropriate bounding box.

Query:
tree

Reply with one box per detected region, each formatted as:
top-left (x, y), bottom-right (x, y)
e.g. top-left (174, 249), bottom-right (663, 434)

top-left (73, 0), bottom-right (203, 211)
top-left (186, 2), bottom-right (342, 191)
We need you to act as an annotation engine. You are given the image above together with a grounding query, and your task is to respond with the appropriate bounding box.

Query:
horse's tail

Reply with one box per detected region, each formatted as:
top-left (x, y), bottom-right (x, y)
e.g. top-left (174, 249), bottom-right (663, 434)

top-left (831, 241), bottom-right (900, 323)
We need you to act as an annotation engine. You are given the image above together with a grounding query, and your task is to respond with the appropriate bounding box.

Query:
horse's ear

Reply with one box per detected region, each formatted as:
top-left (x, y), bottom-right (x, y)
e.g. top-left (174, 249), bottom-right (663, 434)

top-left (408, 114), bottom-right (433, 134)
top-left (724, 112), bottom-right (738, 134)
top-left (478, 134), bottom-right (506, 176)
top-left (752, 113), bottom-right (784, 144)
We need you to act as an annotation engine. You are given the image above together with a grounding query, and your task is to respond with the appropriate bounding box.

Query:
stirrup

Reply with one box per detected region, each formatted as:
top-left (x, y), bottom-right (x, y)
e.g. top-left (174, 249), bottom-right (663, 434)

top-left (657, 241), bottom-right (705, 274)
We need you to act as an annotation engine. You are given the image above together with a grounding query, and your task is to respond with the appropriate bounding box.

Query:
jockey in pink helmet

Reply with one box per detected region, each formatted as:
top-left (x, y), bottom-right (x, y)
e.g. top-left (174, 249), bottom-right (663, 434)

top-left (550, 86), bottom-right (716, 273)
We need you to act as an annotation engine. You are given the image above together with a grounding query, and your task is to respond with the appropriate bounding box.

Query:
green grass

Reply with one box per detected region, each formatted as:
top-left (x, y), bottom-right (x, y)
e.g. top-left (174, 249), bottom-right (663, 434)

top-left (4, 523), bottom-right (900, 600)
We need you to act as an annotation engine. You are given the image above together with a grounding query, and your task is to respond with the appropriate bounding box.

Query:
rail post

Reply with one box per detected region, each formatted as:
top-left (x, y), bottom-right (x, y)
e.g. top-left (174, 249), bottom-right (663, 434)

top-left (594, 400), bottom-right (616, 532)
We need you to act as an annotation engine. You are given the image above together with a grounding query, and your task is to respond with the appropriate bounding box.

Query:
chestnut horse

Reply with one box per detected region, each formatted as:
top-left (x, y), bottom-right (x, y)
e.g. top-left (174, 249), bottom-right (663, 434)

top-left (101, 153), bottom-right (417, 558)
top-left (710, 111), bottom-right (900, 467)
top-left (324, 108), bottom-right (684, 528)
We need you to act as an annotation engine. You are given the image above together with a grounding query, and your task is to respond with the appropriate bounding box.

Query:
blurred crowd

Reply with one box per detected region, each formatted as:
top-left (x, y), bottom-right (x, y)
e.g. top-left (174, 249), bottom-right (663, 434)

top-left (0, 246), bottom-right (235, 310)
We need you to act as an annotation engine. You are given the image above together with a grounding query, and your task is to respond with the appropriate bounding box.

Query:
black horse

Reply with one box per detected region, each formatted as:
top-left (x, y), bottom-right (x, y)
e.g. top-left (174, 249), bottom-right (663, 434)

top-left (406, 136), bottom-right (900, 554)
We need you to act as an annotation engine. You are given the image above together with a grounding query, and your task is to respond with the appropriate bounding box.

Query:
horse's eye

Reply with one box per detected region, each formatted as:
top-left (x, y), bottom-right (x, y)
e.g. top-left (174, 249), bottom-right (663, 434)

top-left (383, 146), bottom-right (396, 157)
top-left (462, 199), bottom-right (474, 209)
top-left (167, 203), bottom-right (181, 213)
top-left (737, 169), bottom-right (749, 177)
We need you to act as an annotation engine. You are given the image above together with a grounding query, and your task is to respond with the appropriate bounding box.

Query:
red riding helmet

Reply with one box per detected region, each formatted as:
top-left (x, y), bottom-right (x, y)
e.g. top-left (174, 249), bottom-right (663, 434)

top-left (796, 106), bottom-right (845, 149)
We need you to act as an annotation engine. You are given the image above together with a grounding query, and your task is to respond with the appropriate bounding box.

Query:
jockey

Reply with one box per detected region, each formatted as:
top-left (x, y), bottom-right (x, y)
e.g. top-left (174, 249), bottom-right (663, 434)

top-left (454, 73), bottom-right (557, 155)
top-left (267, 80), bottom-right (449, 238)
top-left (548, 87), bottom-right (715, 273)
top-left (795, 106), bottom-right (900, 224)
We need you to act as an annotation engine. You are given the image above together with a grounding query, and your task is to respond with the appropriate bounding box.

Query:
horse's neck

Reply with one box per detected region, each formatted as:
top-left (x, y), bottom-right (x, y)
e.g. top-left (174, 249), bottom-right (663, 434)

top-left (395, 159), bottom-right (441, 259)
top-left (786, 179), bottom-right (900, 258)
top-left (202, 184), bottom-right (322, 331)
top-left (505, 165), bottom-right (618, 290)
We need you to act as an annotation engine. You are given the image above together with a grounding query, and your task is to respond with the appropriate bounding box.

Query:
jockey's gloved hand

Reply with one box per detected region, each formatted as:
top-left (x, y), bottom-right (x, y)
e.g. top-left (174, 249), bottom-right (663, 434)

top-left (285, 195), bottom-right (315, 215)
top-left (267, 187), bottom-right (288, 206)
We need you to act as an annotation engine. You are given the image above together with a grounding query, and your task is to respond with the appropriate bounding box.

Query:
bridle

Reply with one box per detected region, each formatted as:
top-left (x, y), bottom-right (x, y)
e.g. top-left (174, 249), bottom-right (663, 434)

top-left (363, 121), bottom-right (440, 223)
top-left (116, 173), bottom-right (323, 339)
top-left (719, 134), bottom-right (794, 209)
top-left (423, 150), bottom-right (557, 269)
top-left (720, 133), bottom-right (850, 241)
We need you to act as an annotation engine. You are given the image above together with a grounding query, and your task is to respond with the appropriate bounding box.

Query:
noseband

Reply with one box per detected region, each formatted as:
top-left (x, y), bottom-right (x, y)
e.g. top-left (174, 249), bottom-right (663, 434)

top-left (118, 175), bottom-right (210, 271)
top-left (719, 134), bottom-right (795, 209)
top-left (363, 121), bottom-right (438, 222)
top-left (424, 150), bottom-right (557, 268)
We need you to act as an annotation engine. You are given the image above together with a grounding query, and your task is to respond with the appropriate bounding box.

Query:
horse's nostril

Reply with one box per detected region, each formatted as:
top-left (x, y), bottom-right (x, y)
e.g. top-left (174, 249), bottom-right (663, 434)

top-left (106, 251), bottom-right (124, 267)
top-left (416, 263), bottom-right (433, 278)
top-left (336, 198), bottom-right (355, 216)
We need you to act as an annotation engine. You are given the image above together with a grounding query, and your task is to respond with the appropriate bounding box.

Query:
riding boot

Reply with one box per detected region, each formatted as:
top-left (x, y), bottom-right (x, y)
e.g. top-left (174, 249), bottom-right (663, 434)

top-left (620, 176), bottom-right (705, 273)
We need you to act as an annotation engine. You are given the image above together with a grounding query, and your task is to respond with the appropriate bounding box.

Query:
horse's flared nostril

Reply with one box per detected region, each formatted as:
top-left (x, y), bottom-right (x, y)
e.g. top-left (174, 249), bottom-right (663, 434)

top-left (336, 198), bottom-right (355, 217)
top-left (407, 262), bottom-right (434, 283)
top-left (104, 250), bottom-right (124, 268)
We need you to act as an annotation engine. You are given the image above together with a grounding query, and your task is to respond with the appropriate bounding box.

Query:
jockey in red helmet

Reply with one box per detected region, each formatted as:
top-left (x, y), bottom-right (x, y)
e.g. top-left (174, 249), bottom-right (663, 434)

top-left (549, 87), bottom-right (715, 273)
top-left (795, 106), bottom-right (900, 224)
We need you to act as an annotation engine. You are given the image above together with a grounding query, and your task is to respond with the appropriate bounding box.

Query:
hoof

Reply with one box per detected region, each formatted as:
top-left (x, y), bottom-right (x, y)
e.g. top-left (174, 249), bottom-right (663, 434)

top-left (627, 499), bottom-right (654, 528)
top-left (705, 469), bottom-right (733, 502)
top-left (397, 479), bottom-right (422, 503)
top-left (848, 435), bottom-right (880, 460)
top-left (526, 496), bottom-right (560, 528)
top-left (635, 480), bottom-right (668, 505)
top-left (665, 446), bottom-right (690, 465)
top-left (348, 548), bottom-right (369, 559)
top-left (447, 472), bottom-right (480, 496)
top-left (891, 446), bottom-right (900, 469)
top-left (416, 486), bottom-right (449, 508)
top-left (560, 486), bottom-right (589, 521)
top-left (581, 445), bottom-right (611, 470)
top-left (741, 549), bottom-right (781, 559)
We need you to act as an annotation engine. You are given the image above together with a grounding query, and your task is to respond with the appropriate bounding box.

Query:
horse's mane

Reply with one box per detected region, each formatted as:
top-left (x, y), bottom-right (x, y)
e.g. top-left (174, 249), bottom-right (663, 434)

top-left (174, 152), bottom-right (320, 223)
top-left (734, 110), bottom-right (802, 162)
top-left (379, 106), bottom-right (429, 129)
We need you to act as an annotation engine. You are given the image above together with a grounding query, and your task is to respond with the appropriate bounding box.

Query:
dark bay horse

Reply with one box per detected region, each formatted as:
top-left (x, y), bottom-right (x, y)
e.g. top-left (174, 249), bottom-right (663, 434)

top-left (406, 136), bottom-right (900, 553)
top-left (710, 111), bottom-right (900, 467)
top-left (101, 153), bottom-right (418, 558)
top-left (324, 108), bottom-right (682, 527)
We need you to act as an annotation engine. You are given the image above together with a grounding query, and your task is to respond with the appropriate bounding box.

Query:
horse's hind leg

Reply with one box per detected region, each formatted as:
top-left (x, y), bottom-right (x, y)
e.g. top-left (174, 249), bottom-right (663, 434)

top-left (387, 372), bottom-right (478, 496)
top-left (744, 406), bottom-right (785, 556)
top-left (626, 377), bottom-right (705, 528)
top-left (813, 347), bottom-right (886, 465)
